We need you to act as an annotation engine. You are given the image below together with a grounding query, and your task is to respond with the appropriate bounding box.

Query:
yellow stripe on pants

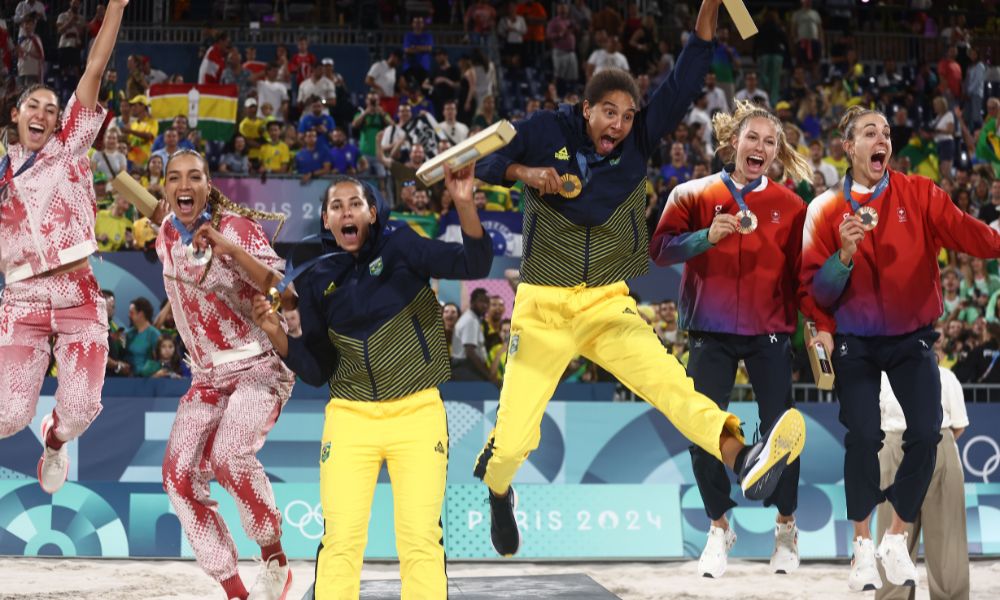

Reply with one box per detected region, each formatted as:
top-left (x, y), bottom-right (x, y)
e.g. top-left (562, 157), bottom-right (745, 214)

top-left (476, 282), bottom-right (743, 495)
top-left (315, 387), bottom-right (448, 600)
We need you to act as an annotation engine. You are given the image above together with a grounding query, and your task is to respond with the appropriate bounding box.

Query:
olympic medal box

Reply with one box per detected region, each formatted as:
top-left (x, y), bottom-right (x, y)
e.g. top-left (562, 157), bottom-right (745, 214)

top-left (417, 120), bottom-right (517, 186)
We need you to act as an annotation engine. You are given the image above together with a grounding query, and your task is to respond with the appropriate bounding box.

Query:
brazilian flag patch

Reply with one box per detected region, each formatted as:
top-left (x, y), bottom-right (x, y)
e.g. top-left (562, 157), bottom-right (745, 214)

top-left (320, 442), bottom-right (331, 463)
top-left (369, 257), bottom-right (384, 276)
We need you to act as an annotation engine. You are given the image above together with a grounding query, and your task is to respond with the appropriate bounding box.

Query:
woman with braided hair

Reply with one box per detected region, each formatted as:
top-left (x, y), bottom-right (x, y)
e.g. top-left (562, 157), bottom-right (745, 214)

top-left (151, 149), bottom-right (295, 600)
top-left (650, 99), bottom-right (813, 578)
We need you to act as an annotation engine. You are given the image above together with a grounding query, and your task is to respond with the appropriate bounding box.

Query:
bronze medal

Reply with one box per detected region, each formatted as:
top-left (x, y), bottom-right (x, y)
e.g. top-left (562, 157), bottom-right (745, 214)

top-left (735, 209), bottom-right (758, 234)
top-left (856, 205), bottom-right (879, 231)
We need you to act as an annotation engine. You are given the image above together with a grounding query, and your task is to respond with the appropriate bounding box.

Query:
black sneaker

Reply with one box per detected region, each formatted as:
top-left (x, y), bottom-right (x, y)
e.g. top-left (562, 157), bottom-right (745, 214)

top-left (488, 486), bottom-right (520, 557)
top-left (739, 409), bottom-right (806, 501)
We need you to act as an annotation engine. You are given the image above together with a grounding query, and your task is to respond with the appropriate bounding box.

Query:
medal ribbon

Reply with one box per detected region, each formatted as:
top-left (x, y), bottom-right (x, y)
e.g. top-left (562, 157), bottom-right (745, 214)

top-left (843, 170), bottom-right (890, 213)
top-left (0, 152), bottom-right (39, 197)
top-left (720, 168), bottom-right (762, 214)
top-left (170, 210), bottom-right (212, 246)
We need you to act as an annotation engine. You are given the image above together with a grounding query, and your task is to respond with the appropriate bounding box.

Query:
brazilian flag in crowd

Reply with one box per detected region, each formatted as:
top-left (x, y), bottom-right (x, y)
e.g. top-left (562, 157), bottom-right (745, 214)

top-left (148, 83), bottom-right (238, 141)
top-left (389, 212), bottom-right (439, 239)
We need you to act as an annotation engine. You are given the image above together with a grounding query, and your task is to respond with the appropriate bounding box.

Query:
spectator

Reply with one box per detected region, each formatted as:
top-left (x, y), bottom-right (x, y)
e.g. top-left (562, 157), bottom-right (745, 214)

top-left (198, 32), bottom-right (230, 84)
top-left (735, 72), bottom-right (770, 109)
top-left (469, 49), bottom-right (498, 117)
top-left (547, 2), bottom-right (578, 93)
top-left (95, 192), bottom-right (134, 252)
top-left (298, 95), bottom-right (335, 150)
top-left (624, 14), bottom-right (657, 77)
top-left (754, 9), bottom-right (788, 104)
top-left (221, 48), bottom-right (254, 104)
top-left (686, 91), bottom-right (713, 151)
top-left (86, 2), bottom-right (105, 48)
top-left (962, 256), bottom-right (1000, 302)
top-left (379, 103), bottom-right (413, 161)
top-left (122, 95), bottom-right (158, 167)
top-left (328, 127), bottom-right (365, 175)
top-left (141, 154), bottom-right (166, 198)
top-left (297, 58), bottom-right (337, 110)
top-left (791, 0), bottom-right (823, 79)
top-left (92, 128), bottom-right (127, 181)
top-left (931, 96), bottom-right (956, 179)
top-left (259, 121), bottom-right (291, 174)
top-left (379, 140), bottom-right (428, 205)
top-left (569, 0), bottom-right (593, 62)
top-left (660, 142), bottom-right (692, 188)
top-left (151, 127), bottom-right (182, 166)
top-left (289, 36), bottom-right (316, 85)
top-left (981, 180), bottom-right (1000, 225)
top-left (464, 0), bottom-right (497, 46)
top-left (807, 138), bottom-right (839, 188)
top-left (91, 172), bottom-right (114, 210)
top-left (703, 72), bottom-right (728, 115)
top-left (239, 98), bottom-right (266, 165)
top-left (15, 13), bottom-right (44, 88)
top-left (125, 54), bottom-right (148, 100)
top-left (876, 363), bottom-right (969, 600)
top-left (483, 294), bottom-right (506, 355)
top-left (273, 44), bottom-right (293, 88)
top-left (937, 45), bottom-right (962, 101)
top-left (953, 322), bottom-right (1000, 383)
top-left (436, 100), bottom-right (469, 145)
top-left (489, 319), bottom-right (512, 382)
top-left (56, 0), bottom-right (86, 82)
top-left (366, 49), bottom-right (402, 116)
top-left (142, 54), bottom-right (168, 86)
top-left (941, 268), bottom-right (978, 324)
top-left (518, 0), bottom-right (547, 70)
top-left (472, 94), bottom-right (499, 133)
top-left (352, 91), bottom-right (393, 173)
top-left (403, 16), bottom-right (434, 83)
top-left (823, 136), bottom-right (849, 177)
top-left (654, 299), bottom-right (680, 345)
top-left (965, 48), bottom-right (985, 131)
top-left (586, 33), bottom-right (628, 81)
top-left (124, 297), bottom-right (162, 377)
top-left (590, 1), bottom-right (623, 38)
top-left (450, 288), bottom-right (495, 384)
top-left (442, 302), bottom-right (460, 355)
top-left (150, 335), bottom-right (189, 379)
top-left (218, 134), bottom-right (250, 174)
top-left (710, 26), bottom-right (739, 107)
top-left (242, 45), bottom-right (266, 77)
top-left (102, 289), bottom-right (128, 377)
top-left (151, 115), bottom-right (194, 153)
top-left (256, 62), bottom-right (290, 121)
top-left (428, 48), bottom-right (461, 117)
top-left (294, 129), bottom-right (331, 183)
top-left (400, 81), bottom-right (436, 120)
top-left (13, 0), bottom-right (46, 38)
top-left (498, 2), bottom-right (527, 67)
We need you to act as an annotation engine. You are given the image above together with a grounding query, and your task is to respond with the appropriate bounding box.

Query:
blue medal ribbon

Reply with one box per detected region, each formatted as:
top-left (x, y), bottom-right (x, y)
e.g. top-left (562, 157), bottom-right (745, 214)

top-left (720, 168), bottom-right (763, 214)
top-left (169, 210), bottom-right (212, 246)
top-left (843, 170), bottom-right (890, 213)
top-left (0, 151), bottom-right (40, 196)
top-left (267, 233), bottom-right (345, 310)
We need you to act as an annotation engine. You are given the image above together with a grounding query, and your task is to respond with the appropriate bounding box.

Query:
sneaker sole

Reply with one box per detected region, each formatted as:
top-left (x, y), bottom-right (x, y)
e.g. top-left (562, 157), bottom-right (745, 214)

top-left (742, 410), bottom-right (806, 500)
top-left (37, 415), bottom-right (69, 495)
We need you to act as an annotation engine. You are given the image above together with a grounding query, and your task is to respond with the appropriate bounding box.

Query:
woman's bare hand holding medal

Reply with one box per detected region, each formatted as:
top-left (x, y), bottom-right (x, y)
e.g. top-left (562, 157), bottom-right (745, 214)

top-left (839, 215), bottom-right (866, 265)
top-left (708, 213), bottom-right (739, 244)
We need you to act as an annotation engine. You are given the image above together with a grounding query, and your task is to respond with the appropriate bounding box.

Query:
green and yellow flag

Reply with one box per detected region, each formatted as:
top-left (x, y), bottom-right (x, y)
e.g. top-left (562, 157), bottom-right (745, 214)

top-left (148, 83), bottom-right (238, 142)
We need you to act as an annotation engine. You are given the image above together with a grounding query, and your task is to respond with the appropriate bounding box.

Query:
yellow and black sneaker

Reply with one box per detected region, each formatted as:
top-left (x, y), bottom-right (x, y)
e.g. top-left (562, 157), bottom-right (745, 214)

top-left (488, 485), bottom-right (520, 557)
top-left (738, 409), bottom-right (806, 501)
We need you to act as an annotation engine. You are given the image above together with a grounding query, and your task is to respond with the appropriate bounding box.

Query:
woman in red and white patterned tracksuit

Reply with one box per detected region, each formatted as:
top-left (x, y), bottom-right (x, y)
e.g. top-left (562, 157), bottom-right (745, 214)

top-left (154, 150), bottom-right (295, 600)
top-left (0, 0), bottom-right (129, 494)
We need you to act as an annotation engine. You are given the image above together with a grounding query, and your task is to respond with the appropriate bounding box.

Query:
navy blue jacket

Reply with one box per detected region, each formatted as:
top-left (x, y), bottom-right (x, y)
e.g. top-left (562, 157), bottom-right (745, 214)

top-left (283, 191), bottom-right (493, 400)
top-left (475, 35), bottom-right (714, 287)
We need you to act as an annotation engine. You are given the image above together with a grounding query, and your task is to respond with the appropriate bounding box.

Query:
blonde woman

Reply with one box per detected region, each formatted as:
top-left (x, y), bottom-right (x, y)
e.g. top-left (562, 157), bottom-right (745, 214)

top-left (650, 99), bottom-right (813, 578)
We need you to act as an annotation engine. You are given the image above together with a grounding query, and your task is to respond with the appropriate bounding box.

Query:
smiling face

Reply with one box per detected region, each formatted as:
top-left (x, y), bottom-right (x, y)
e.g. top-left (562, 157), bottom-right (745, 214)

top-left (584, 91), bottom-right (636, 155)
top-left (845, 113), bottom-right (892, 186)
top-left (731, 117), bottom-right (778, 182)
top-left (323, 181), bottom-right (377, 255)
top-left (13, 87), bottom-right (60, 152)
top-left (164, 153), bottom-right (211, 228)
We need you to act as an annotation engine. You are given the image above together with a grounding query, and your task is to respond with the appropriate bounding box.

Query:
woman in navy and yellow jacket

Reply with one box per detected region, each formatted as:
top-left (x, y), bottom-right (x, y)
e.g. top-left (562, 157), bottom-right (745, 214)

top-left (252, 165), bottom-right (491, 599)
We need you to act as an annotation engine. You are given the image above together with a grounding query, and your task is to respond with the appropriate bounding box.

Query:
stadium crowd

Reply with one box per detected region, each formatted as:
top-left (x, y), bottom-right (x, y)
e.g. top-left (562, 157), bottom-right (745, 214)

top-left (3, 0), bottom-right (1000, 393)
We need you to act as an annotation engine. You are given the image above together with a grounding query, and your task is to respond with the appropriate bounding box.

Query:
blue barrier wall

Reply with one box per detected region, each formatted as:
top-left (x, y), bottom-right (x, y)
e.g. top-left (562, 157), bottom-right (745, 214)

top-left (2, 381), bottom-right (998, 560)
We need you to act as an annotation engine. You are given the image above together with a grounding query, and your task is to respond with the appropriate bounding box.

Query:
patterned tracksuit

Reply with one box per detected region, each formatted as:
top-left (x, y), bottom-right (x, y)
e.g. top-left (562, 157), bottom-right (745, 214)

top-left (157, 213), bottom-right (294, 583)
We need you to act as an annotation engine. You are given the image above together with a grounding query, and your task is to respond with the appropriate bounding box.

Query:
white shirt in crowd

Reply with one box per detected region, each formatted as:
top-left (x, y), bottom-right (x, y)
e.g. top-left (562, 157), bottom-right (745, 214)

top-left (367, 60), bottom-right (396, 98)
top-left (587, 49), bottom-right (629, 76)
top-left (56, 8), bottom-right (85, 49)
top-left (297, 76), bottom-right (337, 105)
top-left (704, 86), bottom-right (729, 115)
top-left (933, 111), bottom-right (956, 143)
top-left (879, 367), bottom-right (969, 433)
top-left (735, 87), bottom-right (770, 109)
top-left (498, 15), bottom-right (527, 44)
top-left (452, 309), bottom-right (486, 363)
top-left (256, 79), bottom-right (289, 114)
top-left (437, 120), bottom-right (469, 144)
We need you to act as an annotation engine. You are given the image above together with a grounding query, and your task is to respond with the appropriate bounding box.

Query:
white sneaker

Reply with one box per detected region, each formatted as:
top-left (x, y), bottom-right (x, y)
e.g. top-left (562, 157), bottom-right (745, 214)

top-left (247, 554), bottom-right (292, 600)
top-left (37, 414), bottom-right (69, 494)
top-left (849, 537), bottom-right (882, 592)
top-left (877, 532), bottom-right (918, 587)
top-left (770, 521), bottom-right (800, 574)
top-left (698, 525), bottom-right (737, 578)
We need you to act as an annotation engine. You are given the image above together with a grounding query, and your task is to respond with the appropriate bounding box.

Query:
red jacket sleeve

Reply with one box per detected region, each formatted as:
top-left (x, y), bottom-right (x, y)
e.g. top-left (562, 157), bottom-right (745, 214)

top-left (925, 176), bottom-right (1000, 258)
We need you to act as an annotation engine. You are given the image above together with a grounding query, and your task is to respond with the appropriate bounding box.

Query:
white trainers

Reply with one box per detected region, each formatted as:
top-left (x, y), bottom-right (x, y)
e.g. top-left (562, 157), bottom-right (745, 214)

top-left (248, 554), bottom-right (292, 600)
top-left (37, 414), bottom-right (69, 494)
top-left (849, 537), bottom-right (882, 592)
top-left (770, 521), bottom-right (800, 574)
top-left (698, 525), bottom-right (737, 578)
top-left (877, 531), bottom-right (918, 587)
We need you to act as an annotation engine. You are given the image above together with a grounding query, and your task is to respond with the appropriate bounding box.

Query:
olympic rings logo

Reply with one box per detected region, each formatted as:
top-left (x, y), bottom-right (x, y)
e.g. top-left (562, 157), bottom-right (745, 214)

top-left (284, 500), bottom-right (324, 540)
top-left (961, 435), bottom-right (1000, 483)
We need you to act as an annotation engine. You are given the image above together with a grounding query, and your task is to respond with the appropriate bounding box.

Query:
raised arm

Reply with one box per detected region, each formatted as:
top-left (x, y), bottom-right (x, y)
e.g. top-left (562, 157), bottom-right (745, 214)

top-left (78, 0), bottom-right (128, 109)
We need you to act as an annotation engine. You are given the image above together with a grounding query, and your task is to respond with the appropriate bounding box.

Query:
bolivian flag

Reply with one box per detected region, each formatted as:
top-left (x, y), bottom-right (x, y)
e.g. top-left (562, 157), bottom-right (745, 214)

top-left (149, 83), bottom-right (238, 141)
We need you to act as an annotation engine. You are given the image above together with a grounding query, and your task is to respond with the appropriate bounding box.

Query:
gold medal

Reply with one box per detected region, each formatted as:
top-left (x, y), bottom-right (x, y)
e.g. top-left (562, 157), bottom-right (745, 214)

top-left (185, 243), bottom-right (212, 266)
top-left (266, 286), bottom-right (282, 313)
top-left (558, 173), bottom-right (582, 199)
top-left (856, 205), bottom-right (879, 231)
top-left (735, 210), bottom-right (758, 234)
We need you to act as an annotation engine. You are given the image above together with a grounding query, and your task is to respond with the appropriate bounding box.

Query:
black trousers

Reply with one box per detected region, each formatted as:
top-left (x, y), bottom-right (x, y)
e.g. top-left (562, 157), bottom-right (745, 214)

top-left (832, 326), bottom-right (942, 523)
top-left (686, 330), bottom-right (799, 520)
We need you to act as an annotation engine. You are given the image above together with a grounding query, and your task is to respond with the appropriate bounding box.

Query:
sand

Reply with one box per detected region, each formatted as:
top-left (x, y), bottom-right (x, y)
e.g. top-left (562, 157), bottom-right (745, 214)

top-left (2, 558), bottom-right (999, 599)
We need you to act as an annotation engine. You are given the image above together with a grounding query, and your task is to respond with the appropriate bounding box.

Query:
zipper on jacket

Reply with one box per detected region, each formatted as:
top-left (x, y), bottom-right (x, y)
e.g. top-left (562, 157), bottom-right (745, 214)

top-left (363, 337), bottom-right (378, 400)
top-left (582, 225), bottom-right (592, 282)
top-left (411, 315), bottom-right (432, 363)
top-left (523, 213), bottom-right (538, 259)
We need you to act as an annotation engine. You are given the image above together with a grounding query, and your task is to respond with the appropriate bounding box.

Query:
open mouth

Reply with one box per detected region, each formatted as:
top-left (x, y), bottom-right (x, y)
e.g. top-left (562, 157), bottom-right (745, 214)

top-left (870, 150), bottom-right (887, 172)
top-left (27, 123), bottom-right (46, 143)
top-left (746, 154), bottom-right (765, 170)
top-left (341, 223), bottom-right (359, 245)
top-left (176, 195), bottom-right (195, 215)
top-left (599, 135), bottom-right (618, 154)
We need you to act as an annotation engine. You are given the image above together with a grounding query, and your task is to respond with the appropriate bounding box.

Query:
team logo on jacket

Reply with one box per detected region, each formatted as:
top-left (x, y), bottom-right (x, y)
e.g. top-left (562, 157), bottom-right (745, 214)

top-left (509, 334), bottom-right (520, 356)
top-left (897, 207), bottom-right (907, 223)
top-left (554, 147), bottom-right (570, 160)
top-left (320, 442), bottom-right (331, 463)
top-left (839, 342), bottom-right (849, 357)
top-left (770, 209), bottom-right (780, 224)
top-left (369, 257), bottom-right (383, 276)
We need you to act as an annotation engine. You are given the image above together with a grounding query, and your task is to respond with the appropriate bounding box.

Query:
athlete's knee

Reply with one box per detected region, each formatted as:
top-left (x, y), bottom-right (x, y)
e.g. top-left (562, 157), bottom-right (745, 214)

top-left (161, 456), bottom-right (196, 499)
top-left (0, 405), bottom-right (34, 439)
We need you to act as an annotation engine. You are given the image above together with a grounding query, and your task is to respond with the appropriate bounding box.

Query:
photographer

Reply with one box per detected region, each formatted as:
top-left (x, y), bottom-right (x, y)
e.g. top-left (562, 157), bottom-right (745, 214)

top-left (353, 91), bottom-right (392, 176)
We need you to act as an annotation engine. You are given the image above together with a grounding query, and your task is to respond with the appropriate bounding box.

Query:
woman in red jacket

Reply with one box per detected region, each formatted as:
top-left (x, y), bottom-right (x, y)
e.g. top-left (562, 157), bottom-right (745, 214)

top-left (801, 105), bottom-right (1000, 592)
top-left (650, 99), bottom-right (812, 578)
